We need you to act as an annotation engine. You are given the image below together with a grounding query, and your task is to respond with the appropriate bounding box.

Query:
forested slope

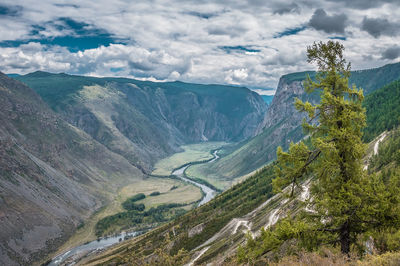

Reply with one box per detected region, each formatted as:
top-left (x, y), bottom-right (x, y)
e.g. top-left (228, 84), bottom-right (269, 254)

top-left (363, 80), bottom-right (400, 142)
top-left (190, 62), bottom-right (400, 183)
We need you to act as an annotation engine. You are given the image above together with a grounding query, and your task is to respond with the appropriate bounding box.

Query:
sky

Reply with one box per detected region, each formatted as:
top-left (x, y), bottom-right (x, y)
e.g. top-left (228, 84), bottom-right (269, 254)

top-left (1, 0), bottom-right (400, 92)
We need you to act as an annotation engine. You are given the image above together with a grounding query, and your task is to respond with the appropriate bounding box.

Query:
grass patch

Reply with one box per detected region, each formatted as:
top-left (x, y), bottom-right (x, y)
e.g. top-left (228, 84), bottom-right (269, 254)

top-left (185, 165), bottom-right (229, 190)
top-left (50, 177), bottom-right (202, 258)
top-left (151, 142), bottom-right (227, 176)
top-left (95, 177), bottom-right (203, 236)
top-left (95, 203), bottom-right (189, 237)
top-left (136, 183), bottom-right (202, 209)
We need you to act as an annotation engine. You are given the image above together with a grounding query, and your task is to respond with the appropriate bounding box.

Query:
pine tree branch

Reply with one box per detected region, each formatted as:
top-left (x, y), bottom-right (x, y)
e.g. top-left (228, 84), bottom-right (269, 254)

top-left (290, 149), bottom-right (321, 197)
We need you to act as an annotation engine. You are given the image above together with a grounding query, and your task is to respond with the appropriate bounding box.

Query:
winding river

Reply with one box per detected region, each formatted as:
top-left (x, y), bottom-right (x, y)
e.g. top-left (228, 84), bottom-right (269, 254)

top-left (172, 149), bottom-right (219, 206)
top-left (49, 231), bottom-right (140, 266)
top-left (49, 150), bottom-right (219, 265)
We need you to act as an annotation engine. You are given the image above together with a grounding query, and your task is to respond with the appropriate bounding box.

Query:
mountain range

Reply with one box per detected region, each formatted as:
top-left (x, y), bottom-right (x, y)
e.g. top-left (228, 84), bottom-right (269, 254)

top-left (0, 72), bottom-right (265, 265)
top-left (1, 61), bottom-right (400, 265)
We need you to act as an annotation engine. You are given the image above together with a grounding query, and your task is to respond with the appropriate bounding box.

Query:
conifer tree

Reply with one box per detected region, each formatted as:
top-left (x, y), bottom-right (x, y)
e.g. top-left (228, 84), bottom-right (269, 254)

top-left (273, 41), bottom-right (400, 254)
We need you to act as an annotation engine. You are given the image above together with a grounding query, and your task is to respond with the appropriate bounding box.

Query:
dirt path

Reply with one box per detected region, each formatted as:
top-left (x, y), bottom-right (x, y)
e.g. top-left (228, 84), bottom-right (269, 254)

top-left (232, 220), bottom-right (251, 235)
top-left (374, 132), bottom-right (387, 155)
top-left (188, 180), bottom-right (312, 264)
top-left (186, 247), bottom-right (210, 266)
top-left (194, 186), bottom-right (290, 253)
top-left (364, 132), bottom-right (387, 170)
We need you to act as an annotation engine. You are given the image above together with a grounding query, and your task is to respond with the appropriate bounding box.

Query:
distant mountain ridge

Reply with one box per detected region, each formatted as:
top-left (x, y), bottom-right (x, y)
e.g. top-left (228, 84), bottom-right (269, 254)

top-left (15, 72), bottom-right (267, 173)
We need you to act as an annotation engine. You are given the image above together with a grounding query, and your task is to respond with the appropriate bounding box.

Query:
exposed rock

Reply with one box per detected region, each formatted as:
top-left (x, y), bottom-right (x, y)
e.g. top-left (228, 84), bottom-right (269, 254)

top-left (188, 223), bottom-right (205, 237)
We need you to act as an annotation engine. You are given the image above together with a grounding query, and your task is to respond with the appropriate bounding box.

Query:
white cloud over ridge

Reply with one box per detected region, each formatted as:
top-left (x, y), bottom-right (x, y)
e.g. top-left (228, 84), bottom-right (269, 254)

top-left (0, 0), bottom-right (400, 89)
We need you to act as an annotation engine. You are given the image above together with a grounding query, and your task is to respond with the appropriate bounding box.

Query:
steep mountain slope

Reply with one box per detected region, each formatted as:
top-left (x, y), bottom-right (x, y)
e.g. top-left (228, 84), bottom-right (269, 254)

top-left (82, 76), bottom-right (400, 265)
top-left (15, 72), bottom-right (266, 173)
top-left (79, 164), bottom-right (277, 265)
top-left (363, 80), bottom-right (400, 142)
top-left (82, 132), bottom-right (395, 266)
top-left (0, 73), bottom-right (145, 265)
top-left (192, 62), bottom-right (400, 181)
top-left (236, 127), bottom-right (400, 265)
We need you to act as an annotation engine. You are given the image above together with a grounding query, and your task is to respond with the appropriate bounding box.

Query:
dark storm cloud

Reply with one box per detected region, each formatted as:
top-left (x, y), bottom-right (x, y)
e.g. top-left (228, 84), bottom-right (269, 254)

top-left (326, 0), bottom-right (397, 9)
top-left (273, 3), bottom-right (300, 15)
top-left (309, 9), bottom-right (348, 34)
top-left (361, 17), bottom-right (400, 38)
top-left (128, 61), bottom-right (155, 71)
top-left (382, 46), bottom-right (400, 60)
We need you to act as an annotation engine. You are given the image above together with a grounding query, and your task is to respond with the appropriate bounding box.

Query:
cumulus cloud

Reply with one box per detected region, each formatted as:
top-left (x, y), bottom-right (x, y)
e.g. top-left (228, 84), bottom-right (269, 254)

top-left (361, 17), bottom-right (400, 38)
top-left (382, 46), bottom-right (400, 60)
top-left (0, 0), bottom-right (400, 90)
top-left (309, 9), bottom-right (348, 34)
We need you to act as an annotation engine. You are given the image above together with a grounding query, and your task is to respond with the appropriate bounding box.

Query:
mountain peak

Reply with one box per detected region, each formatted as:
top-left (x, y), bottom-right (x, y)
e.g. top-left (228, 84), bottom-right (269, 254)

top-left (23, 70), bottom-right (56, 78)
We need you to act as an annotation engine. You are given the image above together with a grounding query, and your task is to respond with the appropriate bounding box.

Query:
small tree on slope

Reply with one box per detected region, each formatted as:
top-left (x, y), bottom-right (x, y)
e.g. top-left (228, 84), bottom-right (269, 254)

top-left (273, 41), bottom-right (400, 254)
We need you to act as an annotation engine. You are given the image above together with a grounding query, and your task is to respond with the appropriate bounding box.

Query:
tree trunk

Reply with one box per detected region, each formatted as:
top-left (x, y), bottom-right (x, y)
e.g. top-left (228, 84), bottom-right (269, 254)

top-left (340, 222), bottom-right (350, 254)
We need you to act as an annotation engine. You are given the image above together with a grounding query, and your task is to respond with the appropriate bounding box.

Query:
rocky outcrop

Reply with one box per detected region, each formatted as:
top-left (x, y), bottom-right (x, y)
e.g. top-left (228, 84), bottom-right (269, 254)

top-left (188, 223), bottom-right (205, 237)
top-left (256, 78), bottom-right (308, 135)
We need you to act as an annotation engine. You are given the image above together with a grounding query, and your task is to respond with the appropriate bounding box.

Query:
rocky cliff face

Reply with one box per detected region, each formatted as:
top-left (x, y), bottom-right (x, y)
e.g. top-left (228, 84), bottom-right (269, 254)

top-left (198, 62), bottom-right (400, 181)
top-left (189, 77), bottom-right (311, 181)
top-left (256, 78), bottom-right (309, 135)
top-left (16, 73), bottom-right (266, 173)
top-left (0, 73), bottom-right (144, 265)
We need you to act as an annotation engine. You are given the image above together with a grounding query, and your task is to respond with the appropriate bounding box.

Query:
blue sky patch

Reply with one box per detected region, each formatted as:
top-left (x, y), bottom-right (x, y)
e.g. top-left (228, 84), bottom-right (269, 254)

top-left (329, 36), bottom-right (347, 41)
top-left (220, 45), bottom-right (261, 53)
top-left (0, 17), bottom-right (123, 52)
top-left (274, 25), bottom-right (306, 38)
top-left (53, 3), bottom-right (79, 8)
top-left (110, 67), bottom-right (124, 73)
top-left (0, 4), bottom-right (22, 17)
top-left (186, 11), bottom-right (218, 19)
